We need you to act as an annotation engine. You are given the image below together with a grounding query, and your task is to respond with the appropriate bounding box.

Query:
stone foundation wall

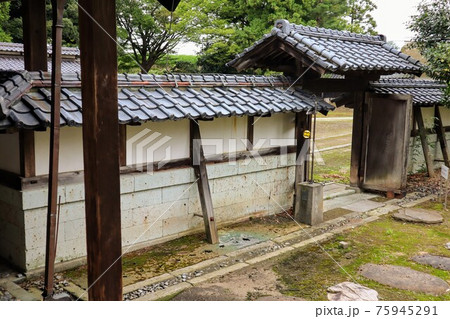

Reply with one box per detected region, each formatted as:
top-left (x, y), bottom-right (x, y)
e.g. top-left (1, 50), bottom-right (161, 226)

top-left (2, 153), bottom-right (296, 271)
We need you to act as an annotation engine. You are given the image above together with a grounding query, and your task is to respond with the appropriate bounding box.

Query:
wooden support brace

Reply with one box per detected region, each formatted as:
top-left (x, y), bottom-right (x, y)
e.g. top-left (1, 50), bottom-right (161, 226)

top-left (247, 116), bottom-right (254, 151)
top-left (414, 106), bottom-right (435, 177)
top-left (119, 124), bottom-right (127, 167)
top-left (190, 120), bottom-right (219, 244)
top-left (350, 92), bottom-right (365, 187)
top-left (293, 112), bottom-right (309, 211)
top-left (434, 106), bottom-right (450, 167)
top-left (19, 130), bottom-right (35, 178)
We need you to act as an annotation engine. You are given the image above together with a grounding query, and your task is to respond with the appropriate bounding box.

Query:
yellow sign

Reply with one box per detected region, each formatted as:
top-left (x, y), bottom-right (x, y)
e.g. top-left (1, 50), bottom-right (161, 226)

top-left (303, 130), bottom-right (311, 139)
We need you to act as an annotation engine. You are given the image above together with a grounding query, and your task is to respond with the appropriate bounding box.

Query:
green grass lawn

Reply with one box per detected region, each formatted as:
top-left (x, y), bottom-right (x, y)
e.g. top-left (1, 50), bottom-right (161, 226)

top-left (274, 201), bottom-right (450, 301)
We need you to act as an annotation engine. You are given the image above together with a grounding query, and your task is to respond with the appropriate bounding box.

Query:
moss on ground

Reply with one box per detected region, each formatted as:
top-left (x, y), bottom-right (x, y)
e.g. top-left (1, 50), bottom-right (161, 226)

top-left (314, 148), bottom-right (351, 184)
top-left (274, 204), bottom-right (450, 301)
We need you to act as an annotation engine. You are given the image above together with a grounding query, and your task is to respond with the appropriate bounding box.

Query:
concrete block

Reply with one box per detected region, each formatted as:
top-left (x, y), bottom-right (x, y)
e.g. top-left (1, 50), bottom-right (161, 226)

top-left (295, 182), bottom-right (323, 226)
top-left (207, 162), bottom-right (238, 179)
top-left (0, 201), bottom-right (23, 227)
top-left (0, 223), bottom-right (24, 253)
top-left (134, 168), bottom-right (194, 191)
top-left (132, 189), bottom-right (162, 208)
top-left (0, 185), bottom-right (22, 208)
top-left (58, 202), bottom-right (85, 223)
top-left (64, 182), bottom-right (85, 203)
top-left (24, 208), bottom-right (46, 230)
top-left (120, 174), bottom-right (135, 194)
top-left (162, 184), bottom-right (191, 203)
top-left (122, 221), bottom-right (163, 246)
top-left (64, 218), bottom-right (86, 242)
top-left (212, 174), bottom-right (248, 193)
top-left (162, 216), bottom-right (190, 237)
top-left (22, 186), bottom-right (66, 210)
top-left (121, 209), bottom-right (134, 228)
top-left (24, 226), bottom-right (46, 250)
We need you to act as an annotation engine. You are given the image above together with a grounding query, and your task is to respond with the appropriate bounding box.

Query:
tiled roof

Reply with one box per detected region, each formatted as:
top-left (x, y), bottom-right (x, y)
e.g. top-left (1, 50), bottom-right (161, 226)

top-left (228, 20), bottom-right (422, 75)
top-left (0, 55), bottom-right (81, 73)
top-left (370, 79), bottom-right (445, 107)
top-left (0, 71), bottom-right (334, 130)
top-left (0, 42), bottom-right (80, 57)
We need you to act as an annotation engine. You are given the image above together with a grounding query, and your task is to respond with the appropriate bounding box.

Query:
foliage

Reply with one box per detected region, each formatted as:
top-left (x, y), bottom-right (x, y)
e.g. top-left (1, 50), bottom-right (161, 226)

top-left (409, 0), bottom-right (450, 107)
top-left (0, 2), bottom-right (11, 42)
top-left (3, 0), bottom-right (79, 46)
top-left (116, 0), bottom-right (206, 72)
top-left (197, 0), bottom-right (378, 73)
top-left (346, 0), bottom-right (377, 34)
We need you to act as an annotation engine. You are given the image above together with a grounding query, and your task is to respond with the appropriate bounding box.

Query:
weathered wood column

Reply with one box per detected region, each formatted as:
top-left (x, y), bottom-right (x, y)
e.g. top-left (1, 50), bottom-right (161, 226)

top-left (434, 106), bottom-right (450, 167)
top-left (190, 120), bottom-right (219, 244)
top-left (78, 0), bottom-right (123, 301)
top-left (21, 0), bottom-right (48, 178)
top-left (414, 106), bottom-right (435, 177)
top-left (350, 92), bottom-right (365, 187)
top-left (293, 112), bottom-right (310, 210)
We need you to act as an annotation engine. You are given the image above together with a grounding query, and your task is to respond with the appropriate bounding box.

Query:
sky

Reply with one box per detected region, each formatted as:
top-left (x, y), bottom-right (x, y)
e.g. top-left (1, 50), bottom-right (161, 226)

top-left (372, 0), bottom-right (422, 48)
top-left (176, 0), bottom-right (424, 55)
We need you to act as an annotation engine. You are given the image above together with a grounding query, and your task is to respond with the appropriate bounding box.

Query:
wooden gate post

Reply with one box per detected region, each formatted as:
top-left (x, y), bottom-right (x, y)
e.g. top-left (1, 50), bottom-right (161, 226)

top-left (190, 120), bottom-right (219, 244)
top-left (293, 112), bottom-right (309, 210)
top-left (434, 106), bottom-right (450, 167)
top-left (79, 0), bottom-right (123, 301)
top-left (414, 106), bottom-right (435, 177)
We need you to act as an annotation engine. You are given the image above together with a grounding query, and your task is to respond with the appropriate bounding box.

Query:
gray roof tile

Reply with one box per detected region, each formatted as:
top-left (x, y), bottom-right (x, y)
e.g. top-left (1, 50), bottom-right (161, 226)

top-left (370, 78), bottom-right (445, 106)
top-left (228, 20), bottom-right (422, 75)
top-left (0, 71), bottom-right (334, 130)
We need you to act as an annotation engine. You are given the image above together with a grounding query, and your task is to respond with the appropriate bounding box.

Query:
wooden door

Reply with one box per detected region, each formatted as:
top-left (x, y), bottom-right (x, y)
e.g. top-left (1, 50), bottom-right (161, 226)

top-left (361, 93), bottom-right (412, 193)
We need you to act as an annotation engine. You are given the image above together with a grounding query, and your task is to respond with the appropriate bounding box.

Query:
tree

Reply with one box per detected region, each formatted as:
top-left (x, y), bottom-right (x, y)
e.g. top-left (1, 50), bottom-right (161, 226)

top-left (346, 0), bottom-right (377, 34)
top-left (197, 0), bottom-right (378, 73)
top-left (116, 0), bottom-right (206, 72)
top-left (0, 2), bottom-right (11, 42)
top-left (409, 0), bottom-right (450, 106)
top-left (3, 0), bottom-right (79, 46)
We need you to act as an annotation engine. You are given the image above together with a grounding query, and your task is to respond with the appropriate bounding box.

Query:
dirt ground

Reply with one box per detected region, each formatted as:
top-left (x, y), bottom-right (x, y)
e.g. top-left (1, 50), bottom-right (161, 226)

top-left (173, 262), bottom-right (304, 301)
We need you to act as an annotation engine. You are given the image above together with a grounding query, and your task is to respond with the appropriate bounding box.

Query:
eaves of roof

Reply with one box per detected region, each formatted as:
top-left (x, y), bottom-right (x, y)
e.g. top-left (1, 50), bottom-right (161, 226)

top-left (0, 71), bottom-right (334, 130)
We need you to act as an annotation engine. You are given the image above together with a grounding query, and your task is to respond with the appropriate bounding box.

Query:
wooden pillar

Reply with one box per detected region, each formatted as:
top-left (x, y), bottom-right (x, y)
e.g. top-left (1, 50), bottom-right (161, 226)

top-left (350, 92), bottom-right (364, 187)
top-left (19, 130), bottom-right (36, 178)
top-left (190, 120), bottom-right (219, 244)
top-left (23, 0), bottom-right (48, 72)
top-left (434, 106), bottom-right (450, 167)
top-left (119, 125), bottom-right (127, 167)
top-left (78, 0), bottom-right (123, 301)
top-left (21, 0), bottom-right (48, 178)
top-left (294, 112), bottom-right (309, 210)
top-left (247, 116), bottom-right (254, 151)
top-left (414, 106), bottom-right (435, 177)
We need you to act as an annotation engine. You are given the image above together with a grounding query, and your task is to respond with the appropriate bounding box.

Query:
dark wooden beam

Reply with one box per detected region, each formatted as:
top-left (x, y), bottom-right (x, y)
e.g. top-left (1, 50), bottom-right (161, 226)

top-left (434, 106), bottom-right (450, 167)
top-left (350, 92), bottom-right (364, 187)
top-left (20, 0), bottom-right (48, 179)
top-left (293, 112), bottom-right (309, 210)
top-left (413, 106), bottom-right (435, 177)
top-left (302, 78), bottom-right (369, 93)
top-left (247, 116), bottom-right (254, 151)
top-left (19, 130), bottom-right (35, 178)
top-left (22, 0), bottom-right (48, 72)
top-left (119, 125), bottom-right (127, 167)
top-left (190, 120), bottom-right (219, 244)
top-left (78, 0), bottom-right (123, 301)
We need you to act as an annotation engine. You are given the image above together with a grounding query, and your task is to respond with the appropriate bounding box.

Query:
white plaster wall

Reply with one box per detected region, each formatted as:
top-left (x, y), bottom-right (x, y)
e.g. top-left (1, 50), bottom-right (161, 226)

top-left (253, 113), bottom-right (296, 149)
top-left (199, 117), bottom-right (247, 157)
top-left (0, 132), bottom-right (20, 174)
top-left (35, 127), bottom-right (84, 176)
top-left (127, 120), bottom-right (190, 166)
